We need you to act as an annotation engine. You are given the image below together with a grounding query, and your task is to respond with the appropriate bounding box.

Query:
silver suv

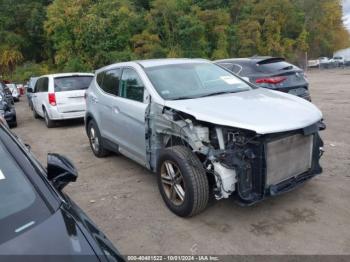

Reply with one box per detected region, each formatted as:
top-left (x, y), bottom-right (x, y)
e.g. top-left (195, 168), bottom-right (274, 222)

top-left (85, 59), bottom-right (324, 217)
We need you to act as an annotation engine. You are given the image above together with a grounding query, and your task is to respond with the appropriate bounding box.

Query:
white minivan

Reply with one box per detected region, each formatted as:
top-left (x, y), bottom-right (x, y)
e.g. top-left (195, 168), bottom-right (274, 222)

top-left (31, 73), bottom-right (94, 128)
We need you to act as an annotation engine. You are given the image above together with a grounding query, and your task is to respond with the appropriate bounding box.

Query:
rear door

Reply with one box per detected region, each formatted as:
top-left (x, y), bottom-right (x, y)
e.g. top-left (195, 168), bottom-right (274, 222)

top-left (95, 68), bottom-right (124, 144)
top-left (54, 75), bottom-right (93, 114)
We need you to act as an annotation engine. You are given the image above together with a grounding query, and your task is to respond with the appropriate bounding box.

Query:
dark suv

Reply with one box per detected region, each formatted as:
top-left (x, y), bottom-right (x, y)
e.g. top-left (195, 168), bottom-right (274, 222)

top-left (215, 57), bottom-right (311, 101)
top-left (0, 81), bottom-right (16, 127)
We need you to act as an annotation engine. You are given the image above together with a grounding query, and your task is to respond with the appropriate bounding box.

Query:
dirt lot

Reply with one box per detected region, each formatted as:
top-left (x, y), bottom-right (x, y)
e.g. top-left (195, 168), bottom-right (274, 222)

top-left (13, 69), bottom-right (350, 255)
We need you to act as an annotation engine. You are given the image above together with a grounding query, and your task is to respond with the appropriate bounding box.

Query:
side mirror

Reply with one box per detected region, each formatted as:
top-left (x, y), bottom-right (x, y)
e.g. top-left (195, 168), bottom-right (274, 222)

top-left (27, 88), bottom-right (33, 93)
top-left (47, 153), bottom-right (78, 191)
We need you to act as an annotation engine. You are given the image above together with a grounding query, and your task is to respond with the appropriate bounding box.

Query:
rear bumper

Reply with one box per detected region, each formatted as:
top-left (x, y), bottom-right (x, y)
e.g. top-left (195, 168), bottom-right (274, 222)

top-left (47, 106), bottom-right (85, 120)
top-left (273, 85), bottom-right (311, 101)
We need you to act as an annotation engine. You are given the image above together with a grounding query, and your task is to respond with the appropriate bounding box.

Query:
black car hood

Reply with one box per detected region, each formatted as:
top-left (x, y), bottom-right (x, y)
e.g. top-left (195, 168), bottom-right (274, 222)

top-left (0, 208), bottom-right (99, 261)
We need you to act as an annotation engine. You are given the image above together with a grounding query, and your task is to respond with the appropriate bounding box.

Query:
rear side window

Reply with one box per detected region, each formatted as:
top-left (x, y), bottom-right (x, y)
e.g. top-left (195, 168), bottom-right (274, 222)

top-left (217, 63), bottom-right (234, 72)
top-left (98, 69), bottom-right (121, 95)
top-left (54, 76), bottom-right (93, 92)
top-left (257, 61), bottom-right (295, 73)
top-left (119, 68), bottom-right (144, 102)
top-left (35, 77), bottom-right (49, 93)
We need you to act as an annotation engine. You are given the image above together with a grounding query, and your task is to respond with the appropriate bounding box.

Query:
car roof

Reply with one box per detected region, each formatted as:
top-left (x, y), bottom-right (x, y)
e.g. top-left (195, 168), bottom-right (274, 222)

top-left (97, 58), bottom-right (211, 72)
top-left (136, 58), bottom-right (210, 68)
top-left (38, 72), bottom-right (94, 78)
top-left (215, 56), bottom-right (286, 64)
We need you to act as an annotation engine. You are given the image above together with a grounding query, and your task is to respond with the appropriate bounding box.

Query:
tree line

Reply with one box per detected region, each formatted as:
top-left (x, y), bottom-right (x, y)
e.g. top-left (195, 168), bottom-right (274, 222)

top-left (0, 0), bottom-right (349, 81)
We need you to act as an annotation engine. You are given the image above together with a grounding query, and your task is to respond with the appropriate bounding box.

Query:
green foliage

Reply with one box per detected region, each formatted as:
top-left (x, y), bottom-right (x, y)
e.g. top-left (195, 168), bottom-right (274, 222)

top-left (0, 0), bottom-right (349, 79)
top-left (11, 62), bottom-right (51, 82)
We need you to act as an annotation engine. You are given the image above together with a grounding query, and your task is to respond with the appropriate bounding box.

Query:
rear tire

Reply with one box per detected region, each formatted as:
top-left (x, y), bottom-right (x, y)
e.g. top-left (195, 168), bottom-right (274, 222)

top-left (44, 109), bottom-right (55, 128)
top-left (157, 146), bottom-right (209, 217)
top-left (88, 120), bottom-right (109, 158)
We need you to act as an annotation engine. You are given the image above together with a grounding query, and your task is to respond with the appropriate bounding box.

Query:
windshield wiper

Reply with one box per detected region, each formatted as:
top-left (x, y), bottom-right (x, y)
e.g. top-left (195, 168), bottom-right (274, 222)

top-left (172, 90), bottom-right (241, 100)
top-left (196, 91), bottom-right (238, 98)
top-left (172, 96), bottom-right (196, 100)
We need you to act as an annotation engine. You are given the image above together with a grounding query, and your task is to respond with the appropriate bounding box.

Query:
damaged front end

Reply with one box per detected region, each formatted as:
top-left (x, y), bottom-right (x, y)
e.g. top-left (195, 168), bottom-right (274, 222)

top-left (146, 102), bottom-right (324, 205)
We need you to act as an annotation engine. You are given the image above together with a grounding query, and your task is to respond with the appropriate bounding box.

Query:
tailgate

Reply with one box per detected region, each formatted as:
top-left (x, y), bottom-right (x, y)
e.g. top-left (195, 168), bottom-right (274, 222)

top-left (53, 75), bottom-right (93, 113)
top-left (275, 71), bottom-right (308, 88)
top-left (55, 90), bottom-right (86, 113)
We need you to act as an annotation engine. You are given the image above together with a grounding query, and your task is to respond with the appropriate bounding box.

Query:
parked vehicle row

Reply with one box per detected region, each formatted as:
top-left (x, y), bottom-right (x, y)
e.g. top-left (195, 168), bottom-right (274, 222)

top-left (1, 57), bottom-right (326, 258)
top-left (0, 121), bottom-right (124, 261)
top-left (308, 56), bottom-right (349, 69)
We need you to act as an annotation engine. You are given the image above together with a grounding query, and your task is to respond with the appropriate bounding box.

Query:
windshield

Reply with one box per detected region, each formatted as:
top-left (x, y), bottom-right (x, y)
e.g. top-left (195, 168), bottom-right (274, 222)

top-left (145, 63), bottom-right (252, 100)
top-left (0, 139), bottom-right (50, 244)
top-left (54, 75), bottom-right (93, 92)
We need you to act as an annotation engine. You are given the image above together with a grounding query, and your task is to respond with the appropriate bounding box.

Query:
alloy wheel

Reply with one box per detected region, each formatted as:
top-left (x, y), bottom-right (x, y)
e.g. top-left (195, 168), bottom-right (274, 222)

top-left (90, 127), bottom-right (99, 152)
top-left (160, 160), bottom-right (186, 206)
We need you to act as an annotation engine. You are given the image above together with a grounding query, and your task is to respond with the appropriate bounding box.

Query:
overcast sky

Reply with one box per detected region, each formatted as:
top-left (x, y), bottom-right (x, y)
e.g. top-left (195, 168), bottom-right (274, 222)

top-left (343, 0), bottom-right (350, 31)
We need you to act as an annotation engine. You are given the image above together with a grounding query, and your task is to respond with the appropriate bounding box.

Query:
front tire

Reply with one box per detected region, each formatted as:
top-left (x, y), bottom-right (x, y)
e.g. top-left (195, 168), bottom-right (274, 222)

top-left (157, 146), bottom-right (209, 217)
top-left (88, 120), bottom-right (109, 158)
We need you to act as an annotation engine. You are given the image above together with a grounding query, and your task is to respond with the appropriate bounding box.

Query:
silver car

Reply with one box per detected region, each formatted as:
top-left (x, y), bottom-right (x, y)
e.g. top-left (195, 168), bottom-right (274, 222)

top-left (85, 59), bottom-right (324, 217)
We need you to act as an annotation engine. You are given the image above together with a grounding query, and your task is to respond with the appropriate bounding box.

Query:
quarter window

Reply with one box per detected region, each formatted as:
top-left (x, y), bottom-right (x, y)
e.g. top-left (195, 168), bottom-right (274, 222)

top-left (96, 72), bottom-right (104, 87)
top-left (119, 68), bottom-right (144, 102)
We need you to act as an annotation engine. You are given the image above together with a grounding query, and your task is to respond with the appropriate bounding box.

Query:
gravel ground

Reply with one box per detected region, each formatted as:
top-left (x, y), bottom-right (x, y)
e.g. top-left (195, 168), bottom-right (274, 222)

top-left (12, 68), bottom-right (350, 255)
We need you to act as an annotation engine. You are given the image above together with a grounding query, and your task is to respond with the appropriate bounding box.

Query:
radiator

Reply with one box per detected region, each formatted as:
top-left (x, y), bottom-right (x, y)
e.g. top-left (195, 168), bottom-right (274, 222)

top-left (266, 134), bottom-right (313, 186)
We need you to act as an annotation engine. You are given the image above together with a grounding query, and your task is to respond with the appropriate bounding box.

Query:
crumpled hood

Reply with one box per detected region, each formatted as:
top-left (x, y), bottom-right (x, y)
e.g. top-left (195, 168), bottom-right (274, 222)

top-left (164, 88), bottom-right (322, 134)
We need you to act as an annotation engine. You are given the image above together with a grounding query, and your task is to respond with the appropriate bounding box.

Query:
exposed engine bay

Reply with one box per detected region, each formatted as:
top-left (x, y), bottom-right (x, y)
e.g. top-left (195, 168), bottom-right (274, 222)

top-left (146, 103), bottom-right (324, 205)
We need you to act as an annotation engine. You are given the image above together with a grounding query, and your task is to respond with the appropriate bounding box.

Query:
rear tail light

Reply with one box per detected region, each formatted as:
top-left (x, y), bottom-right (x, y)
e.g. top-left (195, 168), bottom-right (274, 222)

top-left (48, 93), bottom-right (56, 106)
top-left (255, 76), bottom-right (287, 84)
